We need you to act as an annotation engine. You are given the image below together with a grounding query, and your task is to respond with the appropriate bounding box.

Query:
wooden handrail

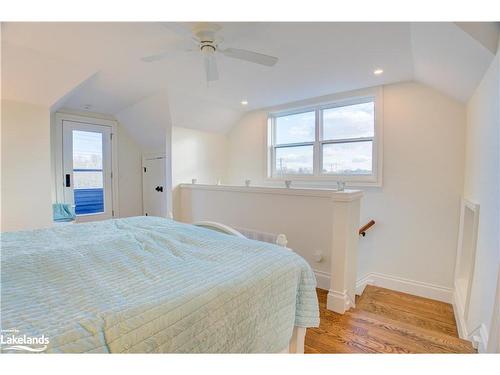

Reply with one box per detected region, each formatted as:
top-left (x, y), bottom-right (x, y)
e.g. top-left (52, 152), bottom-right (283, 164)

top-left (359, 220), bottom-right (375, 237)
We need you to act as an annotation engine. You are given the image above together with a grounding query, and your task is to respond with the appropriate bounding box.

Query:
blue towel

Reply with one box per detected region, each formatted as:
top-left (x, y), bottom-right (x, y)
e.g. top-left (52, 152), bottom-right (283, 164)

top-left (52, 203), bottom-right (76, 222)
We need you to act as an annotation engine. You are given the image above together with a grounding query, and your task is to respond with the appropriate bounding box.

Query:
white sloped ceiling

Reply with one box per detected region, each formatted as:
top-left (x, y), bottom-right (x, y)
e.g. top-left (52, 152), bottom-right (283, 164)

top-left (1, 22), bottom-right (498, 150)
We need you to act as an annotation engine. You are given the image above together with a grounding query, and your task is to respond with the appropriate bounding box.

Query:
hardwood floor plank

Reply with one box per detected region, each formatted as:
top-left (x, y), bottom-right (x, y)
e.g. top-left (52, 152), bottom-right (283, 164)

top-left (305, 286), bottom-right (476, 354)
top-left (356, 297), bottom-right (458, 337)
top-left (359, 286), bottom-right (456, 322)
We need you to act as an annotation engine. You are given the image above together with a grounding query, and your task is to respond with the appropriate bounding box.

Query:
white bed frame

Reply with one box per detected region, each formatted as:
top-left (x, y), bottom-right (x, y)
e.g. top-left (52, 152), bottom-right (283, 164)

top-left (193, 220), bottom-right (307, 354)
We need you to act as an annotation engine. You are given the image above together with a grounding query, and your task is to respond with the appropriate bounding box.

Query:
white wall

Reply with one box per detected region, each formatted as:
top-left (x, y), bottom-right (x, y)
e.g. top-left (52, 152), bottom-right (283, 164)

top-left (361, 83), bottom-right (465, 288)
top-left (114, 91), bottom-right (169, 155)
top-left (463, 42), bottom-right (499, 350)
top-left (171, 126), bottom-right (228, 218)
top-left (225, 82), bottom-right (466, 294)
top-left (1, 100), bottom-right (53, 231)
top-left (115, 91), bottom-right (172, 215)
top-left (117, 125), bottom-right (143, 217)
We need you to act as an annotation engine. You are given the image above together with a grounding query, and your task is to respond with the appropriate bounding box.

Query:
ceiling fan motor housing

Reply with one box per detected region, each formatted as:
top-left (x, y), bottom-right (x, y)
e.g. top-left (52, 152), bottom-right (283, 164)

top-left (200, 41), bottom-right (217, 55)
top-left (195, 25), bottom-right (220, 55)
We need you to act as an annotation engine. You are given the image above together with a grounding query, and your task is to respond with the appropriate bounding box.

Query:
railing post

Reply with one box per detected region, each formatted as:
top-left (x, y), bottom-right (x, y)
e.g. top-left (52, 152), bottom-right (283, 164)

top-left (327, 191), bottom-right (363, 314)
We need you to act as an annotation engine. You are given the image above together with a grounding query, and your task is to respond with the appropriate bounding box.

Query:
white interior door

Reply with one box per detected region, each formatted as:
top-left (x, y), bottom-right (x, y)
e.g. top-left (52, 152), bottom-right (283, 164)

top-left (62, 121), bottom-right (113, 222)
top-left (142, 155), bottom-right (167, 217)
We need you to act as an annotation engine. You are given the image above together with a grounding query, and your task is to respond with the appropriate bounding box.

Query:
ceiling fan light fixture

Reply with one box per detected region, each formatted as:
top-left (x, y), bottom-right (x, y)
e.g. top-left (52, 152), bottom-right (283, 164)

top-left (141, 22), bottom-right (279, 82)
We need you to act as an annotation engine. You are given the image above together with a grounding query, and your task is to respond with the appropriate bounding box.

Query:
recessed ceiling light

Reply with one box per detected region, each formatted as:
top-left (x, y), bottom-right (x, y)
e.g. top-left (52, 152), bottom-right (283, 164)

top-left (82, 104), bottom-right (92, 110)
top-left (240, 100), bottom-right (248, 105)
top-left (373, 69), bottom-right (384, 75)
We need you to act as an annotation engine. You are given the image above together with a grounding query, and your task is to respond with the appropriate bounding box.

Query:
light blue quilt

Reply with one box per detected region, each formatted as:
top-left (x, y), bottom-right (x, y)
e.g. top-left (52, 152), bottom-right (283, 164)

top-left (0, 216), bottom-right (319, 353)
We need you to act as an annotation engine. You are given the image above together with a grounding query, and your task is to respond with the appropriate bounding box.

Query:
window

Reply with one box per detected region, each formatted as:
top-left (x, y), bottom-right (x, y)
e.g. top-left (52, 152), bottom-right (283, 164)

top-left (273, 110), bottom-right (315, 175)
top-left (268, 93), bottom-right (381, 184)
top-left (72, 130), bottom-right (105, 215)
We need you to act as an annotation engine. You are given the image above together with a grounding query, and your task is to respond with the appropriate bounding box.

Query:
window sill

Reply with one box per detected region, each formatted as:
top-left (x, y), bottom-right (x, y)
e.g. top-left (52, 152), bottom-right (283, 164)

top-left (265, 176), bottom-right (382, 188)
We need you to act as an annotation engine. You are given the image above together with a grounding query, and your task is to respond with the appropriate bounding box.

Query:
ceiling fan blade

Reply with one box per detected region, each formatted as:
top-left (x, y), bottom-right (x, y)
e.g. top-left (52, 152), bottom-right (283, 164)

top-left (141, 51), bottom-right (172, 63)
top-left (221, 48), bottom-right (278, 67)
top-left (204, 54), bottom-right (219, 82)
top-left (141, 47), bottom-right (196, 63)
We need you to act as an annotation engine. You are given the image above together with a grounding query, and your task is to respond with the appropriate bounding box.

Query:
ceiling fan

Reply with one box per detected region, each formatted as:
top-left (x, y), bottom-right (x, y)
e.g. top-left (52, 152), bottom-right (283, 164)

top-left (141, 23), bottom-right (279, 82)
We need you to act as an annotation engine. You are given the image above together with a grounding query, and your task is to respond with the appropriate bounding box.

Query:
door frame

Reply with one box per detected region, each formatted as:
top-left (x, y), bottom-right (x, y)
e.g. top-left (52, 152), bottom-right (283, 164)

top-left (54, 112), bottom-right (120, 218)
top-left (142, 153), bottom-right (166, 217)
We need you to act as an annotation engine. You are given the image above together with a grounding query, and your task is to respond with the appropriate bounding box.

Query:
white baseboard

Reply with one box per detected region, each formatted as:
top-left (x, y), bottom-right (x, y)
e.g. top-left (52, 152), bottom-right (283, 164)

top-left (355, 272), bottom-right (453, 303)
top-left (467, 324), bottom-right (489, 353)
top-left (326, 289), bottom-right (354, 314)
top-left (313, 269), bottom-right (330, 290)
top-left (451, 290), bottom-right (493, 351)
top-left (452, 289), bottom-right (468, 339)
top-left (316, 270), bottom-right (453, 303)
top-left (356, 274), bottom-right (371, 296)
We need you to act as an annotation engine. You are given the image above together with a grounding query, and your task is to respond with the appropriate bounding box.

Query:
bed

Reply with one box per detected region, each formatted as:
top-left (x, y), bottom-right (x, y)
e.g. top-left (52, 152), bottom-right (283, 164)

top-left (0, 216), bottom-right (319, 353)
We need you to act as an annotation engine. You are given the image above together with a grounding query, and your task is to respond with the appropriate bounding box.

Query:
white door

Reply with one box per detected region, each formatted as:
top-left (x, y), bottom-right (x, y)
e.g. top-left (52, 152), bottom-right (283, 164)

top-left (62, 121), bottom-right (113, 222)
top-left (142, 155), bottom-right (167, 217)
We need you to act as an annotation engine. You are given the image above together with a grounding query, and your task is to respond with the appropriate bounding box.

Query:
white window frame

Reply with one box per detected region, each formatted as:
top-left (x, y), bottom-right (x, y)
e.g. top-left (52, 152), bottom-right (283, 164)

top-left (54, 112), bottom-right (120, 219)
top-left (266, 87), bottom-right (383, 187)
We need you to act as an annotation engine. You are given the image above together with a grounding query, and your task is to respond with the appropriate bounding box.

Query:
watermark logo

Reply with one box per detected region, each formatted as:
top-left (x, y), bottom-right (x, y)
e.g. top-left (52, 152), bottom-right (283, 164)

top-left (1, 329), bottom-right (49, 353)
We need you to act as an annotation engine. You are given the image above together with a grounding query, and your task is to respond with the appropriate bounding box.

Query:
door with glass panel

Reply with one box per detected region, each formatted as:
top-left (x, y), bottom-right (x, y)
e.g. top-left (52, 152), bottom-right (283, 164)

top-left (62, 121), bottom-right (113, 222)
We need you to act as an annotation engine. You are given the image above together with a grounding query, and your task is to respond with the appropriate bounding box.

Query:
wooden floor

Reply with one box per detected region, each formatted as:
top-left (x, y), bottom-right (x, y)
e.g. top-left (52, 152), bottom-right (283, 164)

top-left (305, 286), bottom-right (476, 353)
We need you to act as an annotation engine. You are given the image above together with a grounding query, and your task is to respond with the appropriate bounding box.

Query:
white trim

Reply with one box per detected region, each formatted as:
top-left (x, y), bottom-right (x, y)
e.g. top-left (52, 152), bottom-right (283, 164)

top-left (313, 270), bottom-right (454, 304)
top-left (453, 198), bottom-right (480, 323)
top-left (457, 265), bottom-right (500, 353)
top-left (452, 289), bottom-right (469, 339)
top-left (111, 126), bottom-right (119, 218)
top-left (326, 289), bottom-right (354, 314)
top-left (54, 112), bottom-right (119, 219)
top-left (355, 273), bottom-right (372, 296)
top-left (467, 324), bottom-right (489, 353)
top-left (265, 86), bottom-right (384, 187)
top-left (313, 269), bottom-right (330, 290)
top-left (179, 183), bottom-right (363, 201)
top-left (451, 198), bottom-right (484, 350)
top-left (354, 272), bottom-right (453, 303)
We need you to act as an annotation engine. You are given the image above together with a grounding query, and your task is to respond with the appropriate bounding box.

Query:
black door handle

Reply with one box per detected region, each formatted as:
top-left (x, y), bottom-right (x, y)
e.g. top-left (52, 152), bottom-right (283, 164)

top-left (155, 186), bottom-right (163, 192)
top-left (65, 174), bottom-right (71, 187)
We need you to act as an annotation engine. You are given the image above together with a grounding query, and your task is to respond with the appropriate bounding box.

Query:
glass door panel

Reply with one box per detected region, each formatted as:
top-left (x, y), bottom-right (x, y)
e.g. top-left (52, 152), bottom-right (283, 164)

top-left (62, 121), bottom-right (112, 221)
top-left (72, 131), bottom-right (104, 215)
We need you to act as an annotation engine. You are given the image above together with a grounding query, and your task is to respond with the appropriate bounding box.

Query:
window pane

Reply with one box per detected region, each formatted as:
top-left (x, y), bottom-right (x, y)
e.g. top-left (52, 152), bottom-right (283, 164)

top-left (275, 145), bottom-right (313, 175)
top-left (74, 188), bottom-right (104, 215)
top-left (73, 130), bottom-right (103, 169)
top-left (323, 101), bottom-right (374, 140)
top-left (72, 130), bottom-right (104, 215)
top-left (322, 141), bottom-right (373, 175)
top-left (73, 171), bottom-right (104, 215)
top-left (73, 171), bottom-right (103, 189)
top-left (275, 111), bottom-right (315, 144)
